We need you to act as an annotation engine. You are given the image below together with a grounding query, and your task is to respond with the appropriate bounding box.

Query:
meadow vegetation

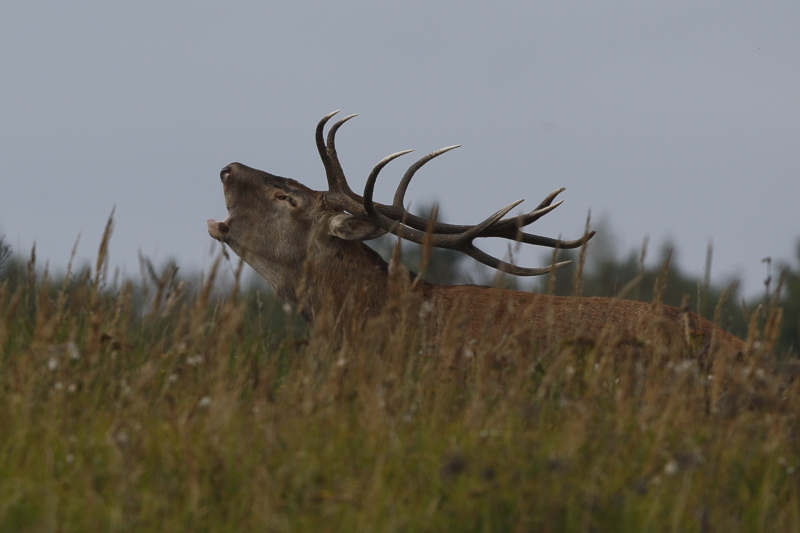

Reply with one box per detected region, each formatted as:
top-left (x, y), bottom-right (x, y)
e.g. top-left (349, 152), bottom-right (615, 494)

top-left (1, 226), bottom-right (799, 532)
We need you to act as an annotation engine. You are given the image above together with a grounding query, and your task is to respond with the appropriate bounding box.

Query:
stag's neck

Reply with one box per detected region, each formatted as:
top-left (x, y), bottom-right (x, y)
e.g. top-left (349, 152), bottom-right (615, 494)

top-left (274, 240), bottom-right (392, 324)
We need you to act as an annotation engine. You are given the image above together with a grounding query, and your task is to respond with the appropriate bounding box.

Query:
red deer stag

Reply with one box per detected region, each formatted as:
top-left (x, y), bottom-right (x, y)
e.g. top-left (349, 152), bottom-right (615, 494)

top-left (207, 111), bottom-right (744, 353)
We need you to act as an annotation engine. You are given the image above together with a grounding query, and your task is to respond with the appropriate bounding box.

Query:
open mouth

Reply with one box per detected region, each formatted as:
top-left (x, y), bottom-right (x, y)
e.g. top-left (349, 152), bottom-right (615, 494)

top-left (207, 218), bottom-right (230, 241)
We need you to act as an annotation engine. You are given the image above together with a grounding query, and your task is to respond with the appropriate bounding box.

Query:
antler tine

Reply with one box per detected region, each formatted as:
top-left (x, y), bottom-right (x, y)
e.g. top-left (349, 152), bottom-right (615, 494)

top-left (326, 114), bottom-right (358, 147)
top-left (363, 150), bottom-right (414, 217)
top-left (325, 113), bottom-right (359, 195)
top-left (515, 230), bottom-right (596, 249)
top-left (533, 188), bottom-right (566, 211)
top-left (506, 200), bottom-right (564, 229)
top-left (316, 110), bottom-right (342, 190)
top-left (459, 199), bottom-right (524, 242)
top-left (484, 188), bottom-right (566, 235)
top-left (465, 244), bottom-right (573, 276)
top-left (316, 110), bottom-right (340, 160)
top-left (392, 145), bottom-right (460, 209)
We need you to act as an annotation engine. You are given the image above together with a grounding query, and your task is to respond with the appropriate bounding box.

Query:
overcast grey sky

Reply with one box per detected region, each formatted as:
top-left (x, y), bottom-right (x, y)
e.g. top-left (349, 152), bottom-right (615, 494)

top-left (1, 2), bottom-right (798, 296)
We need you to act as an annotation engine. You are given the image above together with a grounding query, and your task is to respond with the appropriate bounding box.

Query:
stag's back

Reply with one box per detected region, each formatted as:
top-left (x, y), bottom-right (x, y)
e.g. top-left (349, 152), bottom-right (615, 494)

top-left (425, 285), bottom-right (745, 353)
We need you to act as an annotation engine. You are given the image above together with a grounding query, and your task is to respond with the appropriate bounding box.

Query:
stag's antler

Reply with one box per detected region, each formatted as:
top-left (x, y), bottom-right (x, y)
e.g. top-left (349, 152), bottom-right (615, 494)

top-left (317, 111), bottom-right (594, 276)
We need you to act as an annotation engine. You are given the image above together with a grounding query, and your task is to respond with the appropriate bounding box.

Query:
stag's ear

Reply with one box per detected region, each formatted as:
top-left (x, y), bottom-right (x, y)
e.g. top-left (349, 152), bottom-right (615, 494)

top-left (328, 214), bottom-right (387, 241)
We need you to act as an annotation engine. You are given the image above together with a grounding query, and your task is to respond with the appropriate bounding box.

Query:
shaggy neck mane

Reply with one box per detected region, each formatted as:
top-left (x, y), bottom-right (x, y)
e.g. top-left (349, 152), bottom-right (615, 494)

top-left (289, 240), bottom-right (391, 324)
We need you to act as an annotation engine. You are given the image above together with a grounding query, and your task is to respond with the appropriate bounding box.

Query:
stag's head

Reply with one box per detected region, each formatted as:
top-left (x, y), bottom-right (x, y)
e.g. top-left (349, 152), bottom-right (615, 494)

top-left (207, 162), bottom-right (389, 291)
top-left (208, 111), bottom-right (593, 294)
top-left (207, 164), bottom-right (318, 268)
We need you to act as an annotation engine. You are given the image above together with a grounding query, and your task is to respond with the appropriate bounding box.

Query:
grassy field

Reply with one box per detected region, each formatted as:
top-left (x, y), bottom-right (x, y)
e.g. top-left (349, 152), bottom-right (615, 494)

top-left (1, 234), bottom-right (799, 532)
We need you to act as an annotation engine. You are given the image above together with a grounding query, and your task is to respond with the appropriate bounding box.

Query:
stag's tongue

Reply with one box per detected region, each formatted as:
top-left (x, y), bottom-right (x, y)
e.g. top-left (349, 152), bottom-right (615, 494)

top-left (207, 219), bottom-right (229, 241)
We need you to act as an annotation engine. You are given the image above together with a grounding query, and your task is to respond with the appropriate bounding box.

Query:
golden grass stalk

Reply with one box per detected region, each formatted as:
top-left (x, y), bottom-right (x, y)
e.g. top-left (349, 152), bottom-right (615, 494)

top-left (0, 229), bottom-right (798, 532)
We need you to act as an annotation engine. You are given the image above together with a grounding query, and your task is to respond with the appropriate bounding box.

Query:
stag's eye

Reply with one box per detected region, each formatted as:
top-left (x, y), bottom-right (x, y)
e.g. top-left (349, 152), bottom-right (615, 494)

top-left (275, 193), bottom-right (297, 207)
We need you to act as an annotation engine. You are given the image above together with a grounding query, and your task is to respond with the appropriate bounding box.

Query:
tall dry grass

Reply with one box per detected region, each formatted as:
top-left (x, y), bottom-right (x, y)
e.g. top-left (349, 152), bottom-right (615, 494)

top-left (1, 226), bottom-right (799, 532)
